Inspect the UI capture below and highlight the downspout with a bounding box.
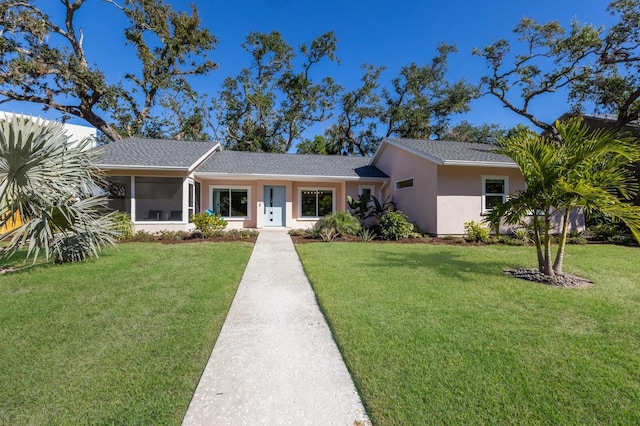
[379,179,389,200]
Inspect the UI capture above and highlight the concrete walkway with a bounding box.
[182,230,370,426]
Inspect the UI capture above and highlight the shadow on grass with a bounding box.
[366,246,528,284]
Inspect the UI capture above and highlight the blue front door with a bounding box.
[264,186,286,226]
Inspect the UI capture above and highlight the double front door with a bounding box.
[263,186,285,227]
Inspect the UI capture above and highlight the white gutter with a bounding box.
[98,164,189,171]
[194,172,388,182]
[442,160,518,168]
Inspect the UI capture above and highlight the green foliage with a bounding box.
[216,31,339,153]
[287,228,308,237]
[325,64,384,156]
[319,211,361,236]
[464,220,490,242]
[358,228,377,242]
[375,211,413,240]
[296,135,336,155]
[486,118,640,276]
[512,226,533,243]
[0,117,117,263]
[381,44,479,140]
[442,120,509,144]
[0,1,217,141]
[307,223,323,239]
[112,212,134,240]
[190,212,228,237]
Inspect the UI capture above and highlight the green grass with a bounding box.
[296,243,640,425]
[0,242,253,425]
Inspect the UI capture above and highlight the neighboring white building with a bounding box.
[0,111,97,150]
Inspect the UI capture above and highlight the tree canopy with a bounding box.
[474,0,640,137]
[215,30,339,153]
[0,0,217,142]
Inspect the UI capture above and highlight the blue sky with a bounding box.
[5,0,615,139]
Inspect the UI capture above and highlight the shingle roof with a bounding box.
[95,137,218,170]
[381,138,516,166]
[196,150,387,179]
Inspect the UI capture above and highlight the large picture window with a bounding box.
[212,187,249,217]
[300,189,333,217]
[482,176,508,213]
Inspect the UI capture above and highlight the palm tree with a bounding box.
[0,116,117,263]
[486,118,640,277]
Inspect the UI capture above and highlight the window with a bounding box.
[482,176,508,213]
[300,189,334,217]
[212,187,250,218]
[359,185,375,200]
[396,178,414,190]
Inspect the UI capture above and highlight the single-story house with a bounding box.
[95,137,584,235]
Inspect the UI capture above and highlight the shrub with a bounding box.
[320,227,339,242]
[464,220,490,242]
[307,223,323,239]
[512,226,532,243]
[111,212,134,240]
[319,211,361,236]
[375,211,413,240]
[190,212,227,237]
[225,229,258,240]
[131,230,156,242]
[358,228,377,242]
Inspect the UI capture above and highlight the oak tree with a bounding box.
[0,0,217,141]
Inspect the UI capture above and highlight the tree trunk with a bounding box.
[80,108,123,142]
[532,215,545,271]
[553,210,570,275]
[542,214,555,276]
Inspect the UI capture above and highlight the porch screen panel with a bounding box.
[135,177,182,221]
[105,176,131,215]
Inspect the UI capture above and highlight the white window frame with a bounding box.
[132,175,185,224]
[209,185,252,220]
[298,187,335,219]
[482,175,509,214]
[395,178,414,190]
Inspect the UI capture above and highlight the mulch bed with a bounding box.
[290,235,471,245]
[158,235,258,244]
[506,268,593,288]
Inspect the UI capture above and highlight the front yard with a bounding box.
[0,242,253,425]
[296,243,640,425]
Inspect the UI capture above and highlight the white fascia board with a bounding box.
[97,164,189,171]
[442,160,519,168]
[188,143,220,172]
[194,172,388,182]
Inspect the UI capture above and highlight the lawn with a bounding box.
[296,243,640,425]
[0,241,253,425]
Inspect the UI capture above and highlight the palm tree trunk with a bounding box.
[553,210,570,275]
[542,214,555,276]
[532,215,545,271]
